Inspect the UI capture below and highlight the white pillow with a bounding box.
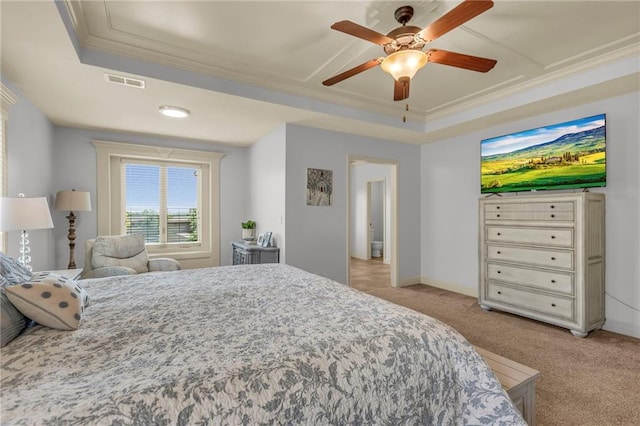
[31,272,91,307]
[6,274,87,331]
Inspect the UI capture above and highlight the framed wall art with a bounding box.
[306,168,333,206]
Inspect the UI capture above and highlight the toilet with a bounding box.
[371,241,383,258]
[370,228,383,258]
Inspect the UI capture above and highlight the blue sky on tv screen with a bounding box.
[481,114,605,157]
[125,164,197,213]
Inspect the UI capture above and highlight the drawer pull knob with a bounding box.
[551,214,556,218]
[496,214,501,217]
[497,232,501,236]
[551,303,556,307]
[497,270,501,274]
[551,279,556,283]
[551,235,556,239]
[497,291,502,295]
[551,257,556,260]
[497,251,501,254]
[496,206,500,210]
[551,205,555,209]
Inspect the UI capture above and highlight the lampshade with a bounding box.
[380,50,428,81]
[0,196,54,232]
[54,190,92,212]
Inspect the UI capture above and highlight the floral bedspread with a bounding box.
[1,264,524,425]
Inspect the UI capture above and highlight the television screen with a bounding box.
[481,114,606,193]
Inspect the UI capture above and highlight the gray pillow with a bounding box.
[0,255,31,346]
[1,287,27,346]
[0,252,32,284]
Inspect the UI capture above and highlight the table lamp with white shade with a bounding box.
[0,193,54,271]
[54,189,92,269]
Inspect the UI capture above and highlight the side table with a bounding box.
[231,241,280,265]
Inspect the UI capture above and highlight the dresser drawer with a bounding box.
[487,263,574,294]
[487,226,573,247]
[485,210,574,221]
[487,283,574,321]
[484,202,574,213]
[487,244,573,270]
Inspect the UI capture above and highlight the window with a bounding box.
[94,140,224,267]
[0,83,18,253]
[0,114,6,253]
[122,160,202,245]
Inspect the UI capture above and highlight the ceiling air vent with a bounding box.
[104,73,145,89]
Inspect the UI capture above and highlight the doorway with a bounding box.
[347,157,398,290]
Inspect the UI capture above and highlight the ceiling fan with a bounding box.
[322,0,497,101]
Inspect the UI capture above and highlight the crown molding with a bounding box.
[425,43,640,122]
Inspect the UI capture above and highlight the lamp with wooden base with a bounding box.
[55,189,91,269]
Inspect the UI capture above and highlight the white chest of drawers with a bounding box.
[479,193,605,337]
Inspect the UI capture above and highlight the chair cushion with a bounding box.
[91,234,149,274]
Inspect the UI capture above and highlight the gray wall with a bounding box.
[285,124,421,285]
[51,127,248,269]
[2,78,55,271]
[421,90,640,338]
[247,124,286,260]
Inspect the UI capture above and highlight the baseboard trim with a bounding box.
[602,319,640,339]
[398,276,421,288]
[350,255,369,261]
[420,277,478,298]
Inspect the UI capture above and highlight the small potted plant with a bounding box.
[241,220,256,241]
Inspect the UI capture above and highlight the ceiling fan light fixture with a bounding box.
[381,50,428,81]
[158,105,190,118]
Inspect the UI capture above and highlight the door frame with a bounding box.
[346,155,398,287]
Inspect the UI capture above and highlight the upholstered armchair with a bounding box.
[82,234,181,279]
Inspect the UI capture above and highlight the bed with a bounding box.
[1,264,525,424]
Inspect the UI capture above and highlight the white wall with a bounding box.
[421,91,640,338]
[350,163,392,263]
[285,124,421,285]
[51,127,248,269]
[247,124,286,260]
[2,78,56,271]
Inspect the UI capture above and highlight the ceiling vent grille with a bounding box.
[104,73,145,89]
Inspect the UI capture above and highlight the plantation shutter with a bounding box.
[0,83,17,253]
[0,114,6,252]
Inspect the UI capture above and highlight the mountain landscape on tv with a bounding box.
[481,121,606,193]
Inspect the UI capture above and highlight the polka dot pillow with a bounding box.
[6,273,89,331]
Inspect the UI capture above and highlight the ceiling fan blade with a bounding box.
[331,21,395,46]
[427,49,497,72]
[393,79,410,101]
[417,0,494,43]
[322,58,383,86]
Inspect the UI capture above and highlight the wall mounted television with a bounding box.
[481,114,606,193]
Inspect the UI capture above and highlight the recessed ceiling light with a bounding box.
[158,105,190,118]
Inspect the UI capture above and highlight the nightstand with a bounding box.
[35,268,83,280]
[231,241,280,265]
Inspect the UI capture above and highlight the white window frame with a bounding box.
[0,83,18,253]
[94,140,224,267]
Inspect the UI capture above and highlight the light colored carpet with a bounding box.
[364,284,640,426]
